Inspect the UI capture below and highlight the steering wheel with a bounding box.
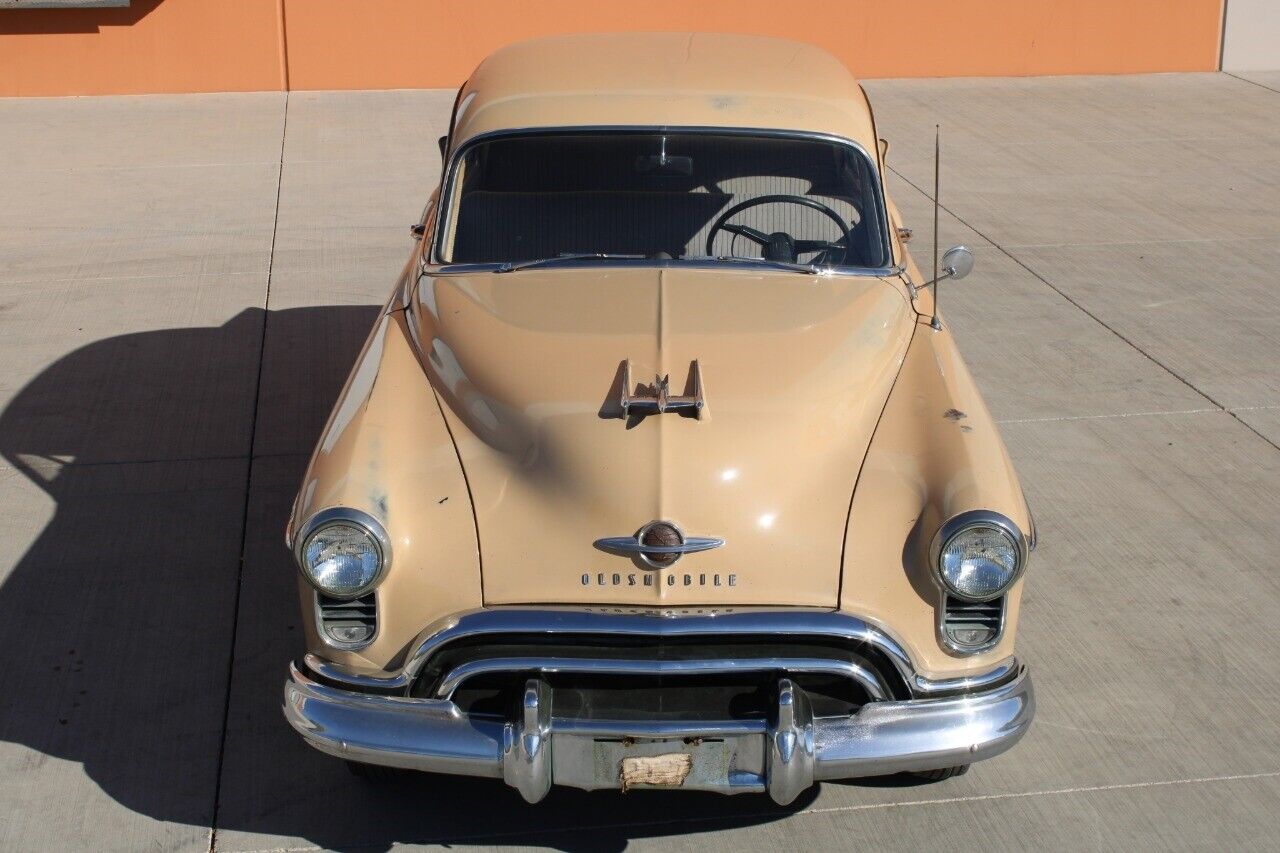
[705,194,853,264]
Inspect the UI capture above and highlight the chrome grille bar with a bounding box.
[434,654,892,702]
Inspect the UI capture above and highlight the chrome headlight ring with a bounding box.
[928,509,1029,603]
[292,507,391,600]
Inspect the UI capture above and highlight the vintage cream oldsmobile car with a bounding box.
[283,33,1035,803]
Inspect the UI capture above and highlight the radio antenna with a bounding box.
[931,124,942,330]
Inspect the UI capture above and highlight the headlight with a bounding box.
[931,511,1026,602]
[294,509,389,598]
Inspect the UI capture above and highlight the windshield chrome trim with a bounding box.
[429,125,896,276]
[423,258,904,279]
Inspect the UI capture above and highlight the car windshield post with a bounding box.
[433,128,892,273]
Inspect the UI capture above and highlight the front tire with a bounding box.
[911,765,970,782]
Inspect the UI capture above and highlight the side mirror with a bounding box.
[438,135,448,160]
[941,245,974,280]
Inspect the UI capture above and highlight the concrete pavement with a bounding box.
[1,72,1279,851]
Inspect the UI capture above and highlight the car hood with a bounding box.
[413,266,913,606]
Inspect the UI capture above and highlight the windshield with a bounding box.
[436,131,890,270]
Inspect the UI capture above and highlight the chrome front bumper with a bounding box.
[283,660,1033,804]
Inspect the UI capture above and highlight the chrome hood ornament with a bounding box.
[595,520,724,568]
[619,360,704,418]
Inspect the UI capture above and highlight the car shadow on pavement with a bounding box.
[0,304,843,850]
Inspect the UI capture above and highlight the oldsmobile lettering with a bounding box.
[581,571,738,587]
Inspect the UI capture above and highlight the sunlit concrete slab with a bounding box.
[0,163,280,234]
[281,89,455,165]
[0,91,283,286]
[893,166,1274,250]
[883,174,1207,423]
[432,773,1280,851]
[269,89,446,309]
[268,224,417,302]
[885,132,1280,250]
[885,132,1280,191]
[871,71,1280,417]
[1235,406,1280,447]
[1233,71,1280,92]
[867,73,1280,249]
[0,162,280,283]
[1011,239,1280,409]
[881,168,992,253]
[0,92,285,170]
[0,458,246,853]
[1003,411,1280,788]
[0,227,272,286]
[275,158,440,233]
[866,73,1280,180]
[943,245,1210,423]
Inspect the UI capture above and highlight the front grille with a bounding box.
[450,670,872,721]
[942,595,1004,650]
[317,592,377,647]
[410,633,905,720]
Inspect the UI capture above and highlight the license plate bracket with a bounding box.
[548,732,767,793]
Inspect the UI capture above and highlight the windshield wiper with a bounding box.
[694,255,824,275]
[495,253,824,275]
[496,253,646,273]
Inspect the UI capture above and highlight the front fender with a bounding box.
[841,318,1031,678]
[290,307,481,674]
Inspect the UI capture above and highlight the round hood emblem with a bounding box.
[637,521,684,568]
[593,522,724,567]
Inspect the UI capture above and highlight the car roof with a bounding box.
[450,33,880,154]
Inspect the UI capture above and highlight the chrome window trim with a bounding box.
[291,506,392,601]
[303,606,1020,699]
[428,125,897,276]
[927,509,1030,604]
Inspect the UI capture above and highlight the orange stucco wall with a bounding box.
[0,0,1225,98]
[0,1,284,97]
